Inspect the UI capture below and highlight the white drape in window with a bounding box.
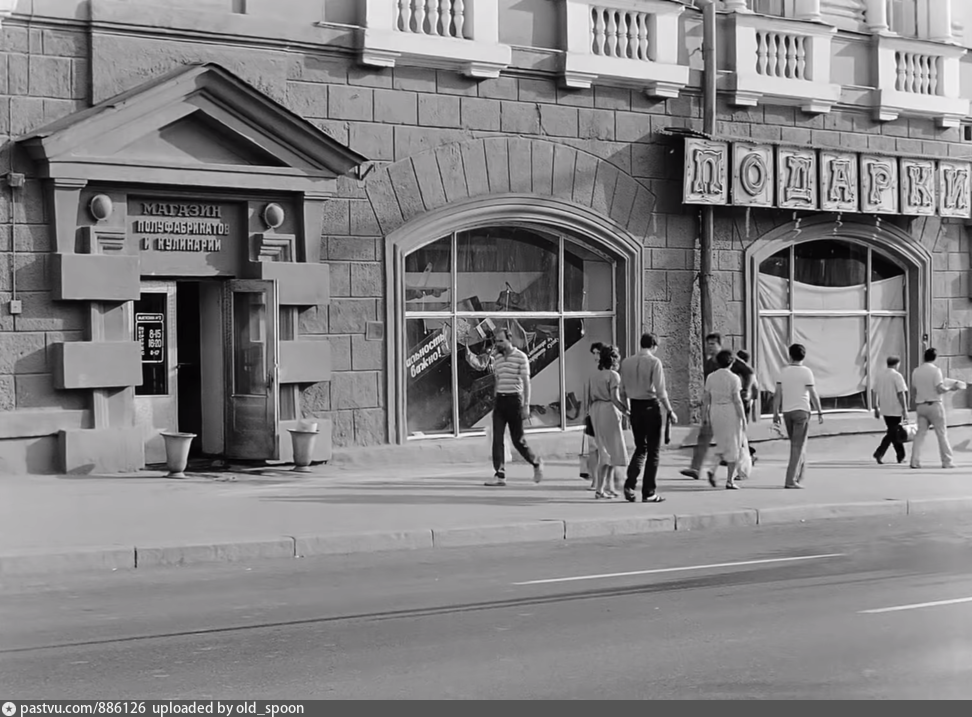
[757,273,906,400]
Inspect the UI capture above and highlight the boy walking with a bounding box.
[872,356,909,465]
[772,343,824,489]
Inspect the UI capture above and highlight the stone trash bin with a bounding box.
[160,431,197,478]
[288,420,320,473]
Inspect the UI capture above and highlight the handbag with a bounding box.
[578,433,590,479]
[584,415,595,437]
[896,422,919,444]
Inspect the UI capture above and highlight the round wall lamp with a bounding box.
[263,203,285,229]
[89,194,113,222]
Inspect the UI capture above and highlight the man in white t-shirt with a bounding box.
[772,343,824,489]
[872,355,909,465]
[910,347,963,470]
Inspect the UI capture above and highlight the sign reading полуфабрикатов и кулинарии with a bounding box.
[2,702,318,717]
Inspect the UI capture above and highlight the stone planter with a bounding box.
[288,425,319,473]
[160,431,196,478]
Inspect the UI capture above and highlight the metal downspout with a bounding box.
[698,0,718,341]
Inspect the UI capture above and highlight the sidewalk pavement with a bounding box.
[1,432,970,577]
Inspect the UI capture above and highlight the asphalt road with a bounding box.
[3,513,972,699]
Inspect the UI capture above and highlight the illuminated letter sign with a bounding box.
[732,143,774,207]
[683,139,729,205]
[901,159,937,216]
[777,148,817,209]
[860,157,898,214]
[940,161,972,218]
[820,151,859,213]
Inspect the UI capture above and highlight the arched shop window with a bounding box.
[757,239,909,414]
[403,225,617,438]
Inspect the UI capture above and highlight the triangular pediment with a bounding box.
[108,112,286,167]
[18,63,367,182]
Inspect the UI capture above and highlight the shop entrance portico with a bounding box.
[15,63,367,473]
[134,278,278,465]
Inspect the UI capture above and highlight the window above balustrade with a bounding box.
[560,0,690,98]
[359,0,511,79]
[725,6,842,113]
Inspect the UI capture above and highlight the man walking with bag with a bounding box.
[466,327,544,486]
[872,355,910,465]
[620,333,677,503]
[910,347,964,470]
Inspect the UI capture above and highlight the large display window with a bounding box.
[756,239,909,414]
[404,225,617,438]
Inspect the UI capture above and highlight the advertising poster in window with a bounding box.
[405,320,454,436]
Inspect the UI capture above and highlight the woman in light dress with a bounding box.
[702,349,747,490]
[585,345,630,499]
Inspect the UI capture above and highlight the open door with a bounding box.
[223,279,279,460]
[133,281,178,465]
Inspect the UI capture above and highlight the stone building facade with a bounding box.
[0,0,970,473]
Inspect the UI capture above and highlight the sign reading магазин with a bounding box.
[134,201,232,252]
[683,138,972,218]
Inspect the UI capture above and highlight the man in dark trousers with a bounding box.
[466,327,544,486]
[872,355,909,464]
[681,332,723,479]
[620,333,677,503]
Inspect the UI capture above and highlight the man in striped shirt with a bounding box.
[466,327,544,486]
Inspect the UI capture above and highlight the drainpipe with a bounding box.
[697,0,718,341]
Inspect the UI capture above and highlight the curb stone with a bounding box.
[0,546,135,577]
[431,521,566,548]
[295,530,433,557]
[3,498,971,577]
[676,510,759,531]
[756,501,908,525]
[135,538,296,568]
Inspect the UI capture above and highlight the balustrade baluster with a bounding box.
[757,32,769,76]
[616,11,629,58]
[627,12,639,59]
[636,12,649,60]
[796,37,807,79]
[398,0,412,32]
[895,53,905,91]
[775,35,786,78]
[929,57,939,95]
[906,54,917,93]
[413,0,426,34]
[453,0,465,38]
[785,36,797,79]
[427,0,440,36]
[592,8,606,55]
[606,11,619,57]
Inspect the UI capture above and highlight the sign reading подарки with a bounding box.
[683,138,972,218]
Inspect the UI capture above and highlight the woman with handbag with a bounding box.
[586,345,630,499]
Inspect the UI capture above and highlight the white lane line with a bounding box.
[512,553,845,586]
[860,597,972,614]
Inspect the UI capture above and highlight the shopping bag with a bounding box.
[485,423,513,462]
[896,422,919,444]
[736,433,753,480]
[579,433,590,479]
